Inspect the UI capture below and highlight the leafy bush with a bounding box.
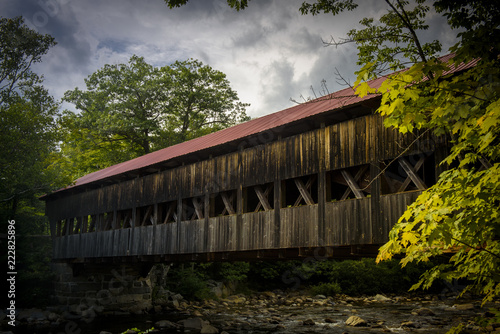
[309,282,342,296]
[166,265,214,300]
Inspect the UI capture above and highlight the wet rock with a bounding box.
[372,294,391,302]
[155,320,179,329]
[201,324,219,333]
[302,319,315,326]
[261,291,276,299]
[192,310,204,317]
[99,331,113,334]
[325,318,335,323]
[123,330,139,334]
[346,315,367,327]
[401,321,419,328]
[453,303,475,311]
[179,317,209,330]
[413,307,436,316]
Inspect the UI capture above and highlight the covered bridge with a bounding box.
[43,56,463,263]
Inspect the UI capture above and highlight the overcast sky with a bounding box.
[2,0,459,118]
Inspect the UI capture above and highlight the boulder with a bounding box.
[201,324,219,334]
[372,294,391,302]
[155,320,179,329]
[345,315,367,327]
[302,319,315,326]
[179,317,209,330]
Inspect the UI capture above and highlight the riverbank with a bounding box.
[2,291,498,333]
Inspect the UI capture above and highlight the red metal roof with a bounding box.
[57,53,475,193]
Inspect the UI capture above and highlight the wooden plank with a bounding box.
[398,157,427,190]
[340,170,365,199]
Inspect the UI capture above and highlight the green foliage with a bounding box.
[121,328,155,334]
[0,17,67,217]
[302,258,439,296]
[166,265,214,300]
[303,0,500,307]
[309,282,342,297]
[60,57,249,180]
[200,261,250,282]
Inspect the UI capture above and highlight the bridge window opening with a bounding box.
[116,209,133,229]
[381,153,435,195]
[327,164,371,201]
[98,212,114,231]
[210,190,236,217]
[158,201,177,224]
[282,174,318,208]
[181,196,204,221]
[87,215,97,233]
[60,218,69,236]
[136,205,155,226]
[73,217,83,234]
[244,183,274,213]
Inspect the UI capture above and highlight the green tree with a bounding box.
[0,16,64,219]
[61,57,249,179]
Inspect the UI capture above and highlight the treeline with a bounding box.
[164,258,446,301]
[0,15,249,308]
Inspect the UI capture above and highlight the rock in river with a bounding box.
[345,315,367,327]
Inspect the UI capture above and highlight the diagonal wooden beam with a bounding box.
[192,197,204,220]
[221,192,236,215]
[294,176,315,206]
[398,157,427,190]
[340,165,369,200]
[398,156,426,192]
[163,202,175,224]
[141,206,153,226]
[254,185,273,211]
[341,170,365,199]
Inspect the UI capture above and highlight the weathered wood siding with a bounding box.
[48,113,440,260]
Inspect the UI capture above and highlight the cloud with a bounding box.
[2,0,459,119]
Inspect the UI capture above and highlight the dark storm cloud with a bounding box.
[0,0,460,118]
[3,0,92,68]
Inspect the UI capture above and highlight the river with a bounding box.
[11,293,492,334]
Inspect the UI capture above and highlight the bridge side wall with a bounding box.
[46,114,443,260]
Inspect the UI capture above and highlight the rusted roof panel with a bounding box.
[55,53,474,193]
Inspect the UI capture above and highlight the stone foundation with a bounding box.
[51,262,157,315]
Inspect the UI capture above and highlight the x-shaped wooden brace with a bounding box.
[191,197,204,220]
[221,192,236,215]
[103,212,114,230]
[254,184,273,212]
[121,210,133,228]
[141,206,155,226]
[162,202,177,224]
[340,165,369,200]
[398,156,427,191]
[294,175,316,206]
